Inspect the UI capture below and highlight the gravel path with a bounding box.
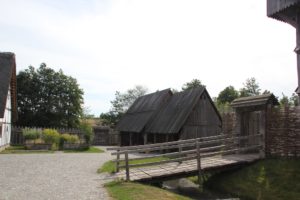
[0,147,114,200]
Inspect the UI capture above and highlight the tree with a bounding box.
[17,63,84,127]
[290,93,299,106]
[100,85,148,126]
[279,93,291,106]
[239,77,261,97]
[217,86,239,104]
[181,79,205,91]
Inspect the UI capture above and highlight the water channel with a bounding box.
[162,178,239,200]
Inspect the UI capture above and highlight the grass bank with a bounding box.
[98,156,169,173]
[0,145,104,154]
[105,181,190,200]
[63,146,104,153]
[0,145,53,154]
[204,158,300,200]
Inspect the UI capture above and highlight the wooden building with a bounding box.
[117,87,222,146]
[116,89,172,146]
[0,53,17,151]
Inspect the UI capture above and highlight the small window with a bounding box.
[0,125,2,138]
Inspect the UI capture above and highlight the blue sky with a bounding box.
[0,0,297,115]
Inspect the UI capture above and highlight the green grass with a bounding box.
[0,145,54,154]
[204,158,300,200]
[105,181,190,200]
[0,145,104,154]
[98,156,170,173]
[63,146,104,153]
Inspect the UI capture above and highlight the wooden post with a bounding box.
[179,143,182,164]
[125,151,130,181]
[129,133,132,146]
[259,110,266,158]
[143,133,148,145]
[235,111,242,154]
[196,141,201,185]
[116,149,120,172]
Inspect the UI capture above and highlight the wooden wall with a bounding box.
[181,92,222,140]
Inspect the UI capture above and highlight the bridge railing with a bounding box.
[107,133,264,181]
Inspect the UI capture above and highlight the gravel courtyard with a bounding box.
[0,147,113,200]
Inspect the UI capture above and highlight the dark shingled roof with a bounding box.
[116,89,172,132]
[0,52,17,121]
[146,87,207,134]
[267,0,300,26]
[231,94,279,108]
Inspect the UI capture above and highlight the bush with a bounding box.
[42,129,60,148]
[59,133,80,149]
[79,121,94,144]
[23,128,41,141]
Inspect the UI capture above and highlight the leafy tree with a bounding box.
[279,93,291,106]
[100,111,122,127]
[217,86,239,104]
[111,85,148,114]
[100,85,148,126]
[17,63,84,128]
[181,79,205,91]
[239,77,261,97]
[290,93,299,106]
[262,90,271,95]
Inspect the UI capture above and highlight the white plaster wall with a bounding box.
[0,88,11,147]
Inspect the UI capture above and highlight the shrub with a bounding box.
[59,133,80,148]
[79,121,94,144]
[23,128,41,141]
[42,129,60,146]
[67,134,80,143]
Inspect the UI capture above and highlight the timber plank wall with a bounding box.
[222,106,300,157]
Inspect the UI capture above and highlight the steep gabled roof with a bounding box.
[0,52,17,121]
[116,89,172,132]
[231,94,279,108]
[146,87,206,134]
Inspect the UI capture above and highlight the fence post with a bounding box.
[196,140,201,185]
[116,150,120,173]
[178,143,182,164]
[259,133,265,159]
[125,151,130,181]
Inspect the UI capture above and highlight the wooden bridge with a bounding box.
[107,133,264,182]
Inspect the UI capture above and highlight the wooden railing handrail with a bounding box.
[117,144,262,170]
[111,133,263,155]
[112,144,226,163]
[107,134,227,151]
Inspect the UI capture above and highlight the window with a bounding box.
[0,125,2,138]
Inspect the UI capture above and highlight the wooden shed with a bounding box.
[116,86,222,146]
[116,89,172,146]
[146,87,222,144]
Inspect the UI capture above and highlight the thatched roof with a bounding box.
[0,52,17,121]
[116,89,172,133]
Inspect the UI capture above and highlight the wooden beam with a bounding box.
[125,151,130,181]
